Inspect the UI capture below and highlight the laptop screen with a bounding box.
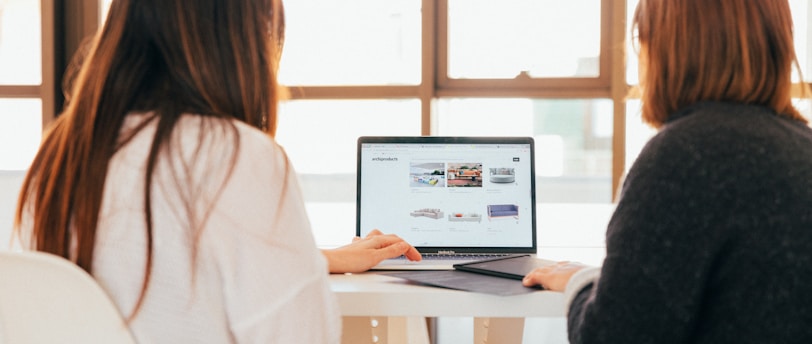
[356,136,537,254]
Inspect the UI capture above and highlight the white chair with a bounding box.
[0,250,136,344]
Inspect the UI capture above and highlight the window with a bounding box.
[0,0,52,171]
[0,0,41,85]
[275,99,421,246]
[435,98,614,203]
[29,0,811,247]
[0,99,41,170]
[279,0,422,86]
[790,0,812,82]
[446,0,602,79]
[267,0,622,246]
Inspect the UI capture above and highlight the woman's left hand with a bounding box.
[522,261,588,291]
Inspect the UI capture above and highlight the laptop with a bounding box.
[356,136,538,270]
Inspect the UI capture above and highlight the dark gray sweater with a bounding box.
[568,102,812,343]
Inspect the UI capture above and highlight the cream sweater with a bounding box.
[25,114,341,343]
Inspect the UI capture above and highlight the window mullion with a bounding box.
[40,0,56,127]
[420,0,437,136]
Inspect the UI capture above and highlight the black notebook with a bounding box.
[453,255,555,280]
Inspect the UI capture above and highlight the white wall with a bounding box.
[0,171,25,250]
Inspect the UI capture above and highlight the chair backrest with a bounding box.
[0,251,136,344]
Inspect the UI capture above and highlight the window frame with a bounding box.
[286,0,630,198]
[46,0,812,200]
[435,0,614,94]
[0,0,101,136]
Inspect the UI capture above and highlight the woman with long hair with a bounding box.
[14,0,418,342]
[524,0,812,342]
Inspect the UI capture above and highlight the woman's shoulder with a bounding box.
[170,114,287,165]
[663,102,809,136]
[174,114,278,148]
[649,102,809,154]
[138,114,293,197]
[631,101,812,185]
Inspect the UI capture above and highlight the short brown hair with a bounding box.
[633,0,807,128]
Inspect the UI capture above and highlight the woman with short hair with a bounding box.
[524,0,812,342]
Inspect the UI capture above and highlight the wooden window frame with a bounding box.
[47,0,812,200]
[288,0,629,198]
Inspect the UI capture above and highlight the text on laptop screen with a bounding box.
[357,137,536,250]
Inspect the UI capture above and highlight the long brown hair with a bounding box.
[15,0,285,317]
[633,0,807,128]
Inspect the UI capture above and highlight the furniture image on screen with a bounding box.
[447,213,482,223]
[487,204,519,220]
[414,176,439,185]
[0,251,137,344]
[449,169,481,180]
[410,208,444,219]
[489,174,515,183]
[489,168,515,183]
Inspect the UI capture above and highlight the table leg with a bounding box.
[342,316,430,344]
[473,317,524,344]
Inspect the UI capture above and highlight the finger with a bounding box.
[522,274,539,287]
[375,241,413,260]
[352,236,362,242]
[403,245,422,261]
[365,234,421,261]
[522,270,546,287]
[366,229,384,238]
[365,234,404,248]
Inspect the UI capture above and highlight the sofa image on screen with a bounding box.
[489,168,515,183]
[447,212,482,223]
[410,208,444,219]
[489,174,515,183]
[487,204,519,220]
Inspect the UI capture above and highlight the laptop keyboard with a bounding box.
[395,253,512,260]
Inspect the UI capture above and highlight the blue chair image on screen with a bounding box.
[0,250,136,344]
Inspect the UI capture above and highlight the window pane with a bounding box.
[795,98,812,120]
[448,0,602,79]
[624,99,656,173]
[626,0,639,85]
[275,99,421,246]
[0,98,41,170]
[0,0,41,85]
[279,0,421,86]
[436,98,613,203]
[791,0,811,82]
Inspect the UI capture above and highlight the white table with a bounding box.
[330,272,564,343]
